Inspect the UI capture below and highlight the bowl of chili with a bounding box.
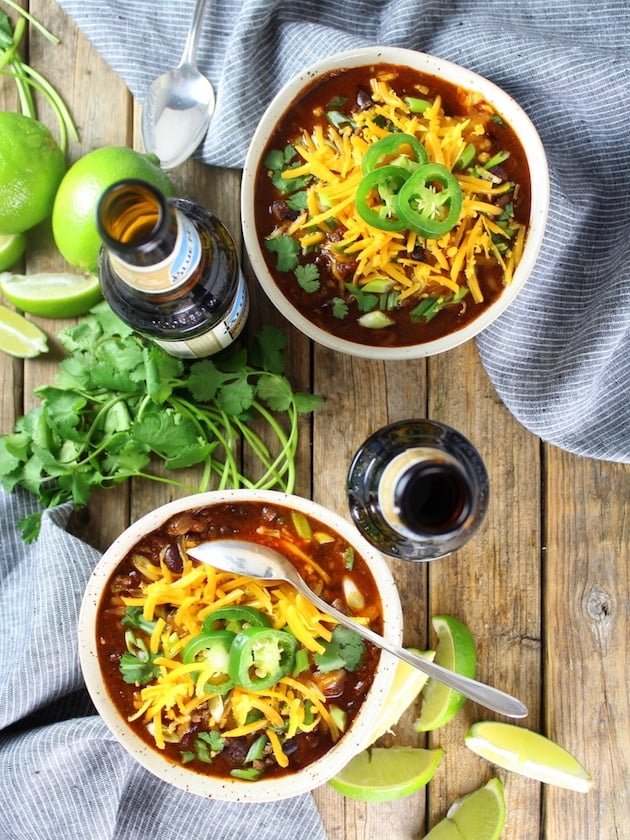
[78,489,403,802]
[241,46,549,359]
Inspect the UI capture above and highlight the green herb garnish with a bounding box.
[0,304,322,542]
[295,263,320,292]
[119,631,160,685]
[332,298,349,319]
[314,626,365,674]
[192,730,225,764]
[265,235,300,272]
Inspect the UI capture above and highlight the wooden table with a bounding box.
[2,3,628,838]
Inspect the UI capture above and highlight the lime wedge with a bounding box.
[0,271,102,318]
[0,233,27,271]
[448,777,506,839]
[465,721,593,792]
[329,745,444,802]
[423,778,506,840]
[414,615,477,731]
[369,648,436,743]
[422,820,463,839]
[0,304,48,357]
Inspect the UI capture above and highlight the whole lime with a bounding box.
[0,112,66,235]
[52,146,175,273]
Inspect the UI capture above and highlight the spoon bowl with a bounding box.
[141,0,214,170]
[188,537,529,720]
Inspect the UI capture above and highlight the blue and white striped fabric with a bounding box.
[0,489,327,840]
[58,0,630,462]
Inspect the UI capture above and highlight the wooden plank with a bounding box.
[544,449,629,839]
[312,350,431,840]
[426,343,543,838]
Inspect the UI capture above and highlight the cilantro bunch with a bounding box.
[0,304,322,542]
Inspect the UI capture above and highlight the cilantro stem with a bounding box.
[0,2,79,153]
[168,397,246,490]
[238,400,297,492]
[2,0,59,43]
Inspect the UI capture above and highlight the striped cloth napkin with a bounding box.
[58,0,630,463]
[0,488,327,840]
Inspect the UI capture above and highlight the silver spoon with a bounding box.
[141,0,215,170]
[187,538,528,719]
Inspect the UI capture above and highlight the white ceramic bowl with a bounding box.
[241,46,549,360]
[78,489,403,803]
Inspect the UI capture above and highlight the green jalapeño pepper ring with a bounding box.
[355,165,410,232]
[362,132,428,174]
[395,162,463,239]
[228,626,298,692]
[202,605,272,634]
[183,629,236,694]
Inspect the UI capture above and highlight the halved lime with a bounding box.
[465,721,593,792]
[0,271,102,318]
[0,233,27,271]
[329,745,444,802]
[0,304,48,357]
[414,615,477,731]
[423,778,506,840]
[369,648,436,743]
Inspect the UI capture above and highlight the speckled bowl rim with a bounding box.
[78,489,403,803]
[241,45,550,360]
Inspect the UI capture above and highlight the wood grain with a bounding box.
[0,4,628,838]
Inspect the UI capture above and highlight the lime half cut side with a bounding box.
[465,721,593,792]
[414,614,477,732]
[329,745,444,802]
[0,272,102,318]
[0,234,27,272]
[0,304,48,357]
[423,778,506,840]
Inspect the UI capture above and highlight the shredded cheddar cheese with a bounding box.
[273,72,526,307]
[119,544,354,769]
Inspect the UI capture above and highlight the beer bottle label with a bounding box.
[152,271,250,359]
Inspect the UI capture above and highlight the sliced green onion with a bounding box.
[404,96,431,113]
[358,310,395,329]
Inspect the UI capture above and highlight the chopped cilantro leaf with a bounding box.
[295,263,320,293]
[265,235,299,272]
[121,606,158,635]
[332,297,349,319]
[287,191,309,212]
[315,626,365,673]
[345,283,379,313]
[119,651,160,685]
[194,730,225,763]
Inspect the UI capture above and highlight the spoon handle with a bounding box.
[292,576,528,719]
[181,0,210,66]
